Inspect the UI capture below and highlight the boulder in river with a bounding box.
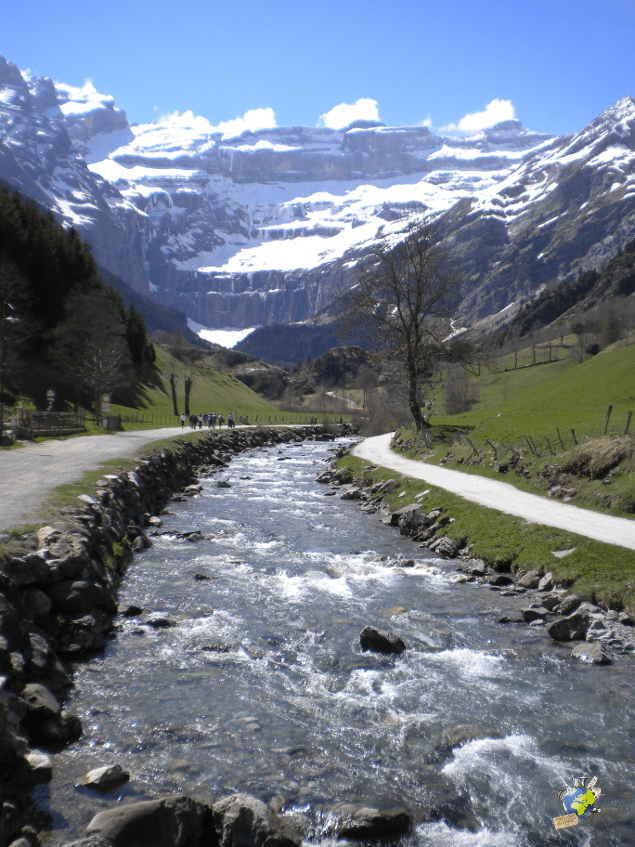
[80,764,130,792]
[329,803,412,839]
[547,612,589,641]
[213,792,302,847]
[516,569,542,589]
[80,795,211,847]
[555,593,582,615]
[359,626,406,655]
[571,642,612,665]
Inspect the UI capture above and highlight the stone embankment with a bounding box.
[317,449,635,666]
[0,426,343,847]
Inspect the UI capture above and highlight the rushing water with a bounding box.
[35,438,635,846]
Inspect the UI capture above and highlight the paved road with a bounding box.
[0,427,189,532]
[352,433,635,551]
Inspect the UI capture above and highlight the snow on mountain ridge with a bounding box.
[1,54,634,332]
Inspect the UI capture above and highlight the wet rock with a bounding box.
[537,572,553,591]
[437,724,501,753]
[522,606,549,623]
[516,569,541,589]
[81,764,130,792]
[20,683,61,728]
[555,593,582,615]
[122,605,143,617]
[36,710,83,744]
[83,795,212,847]
[20,682,82,744]
[7,825,39,847]
[416,772,479,830]
[434,537,460,558]
[2,553,50,587]
[48,580,104,615]
[488,574,514,586]
[340,487,362,500]
[12,750,53,786]
[359,627,406,655]
[571,642,612,664]
[330,804,412,839]
[213,792,301,847]
[132,535,152,552]
[148,618,177,629]
[497,614,524,624]
[20,589,52,621]
[540,592,562,611]
[547,612,589,641]
[464,560,487,577]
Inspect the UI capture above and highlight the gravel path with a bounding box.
[0,427,188,532]
[352,432,635,551]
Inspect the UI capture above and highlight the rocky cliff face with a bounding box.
[1,55,634,331]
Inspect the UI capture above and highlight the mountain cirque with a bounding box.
[1,55,634,332]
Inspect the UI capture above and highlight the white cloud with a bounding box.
[55,78,116,116]
[318,98,380,129]
[441,99,516,133]
[213,107,277,139]
[154,107,277,141]
[420,115,433,128]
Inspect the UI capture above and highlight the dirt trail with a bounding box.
[0,427,187,532]
[352,433,635,551]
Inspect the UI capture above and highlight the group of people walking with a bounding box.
[180,412,235,429]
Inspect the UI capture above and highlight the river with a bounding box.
[33,437,635,846]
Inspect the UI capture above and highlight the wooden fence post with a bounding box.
[466,436,479,458]
[625,411,632,435]
[603,405,612,435]
[570,428,578,445]
[556,426,565,450]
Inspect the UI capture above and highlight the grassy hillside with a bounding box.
[105,345,301,429]
[434,339,635,444]
[394,338,635,519]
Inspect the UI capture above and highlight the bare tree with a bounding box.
[77,334,130,422]
[339,216,467,431]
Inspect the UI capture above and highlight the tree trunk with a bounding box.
[169,373,178,416]
[406,354,424,431]
[184,376,192,415]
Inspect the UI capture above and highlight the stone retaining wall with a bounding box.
[0,426,339,847]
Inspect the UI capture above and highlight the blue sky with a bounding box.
[3,0,634,136]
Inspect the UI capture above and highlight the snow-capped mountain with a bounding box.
[1,54,634,332]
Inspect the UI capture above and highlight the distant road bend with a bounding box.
[352,433,635,552]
